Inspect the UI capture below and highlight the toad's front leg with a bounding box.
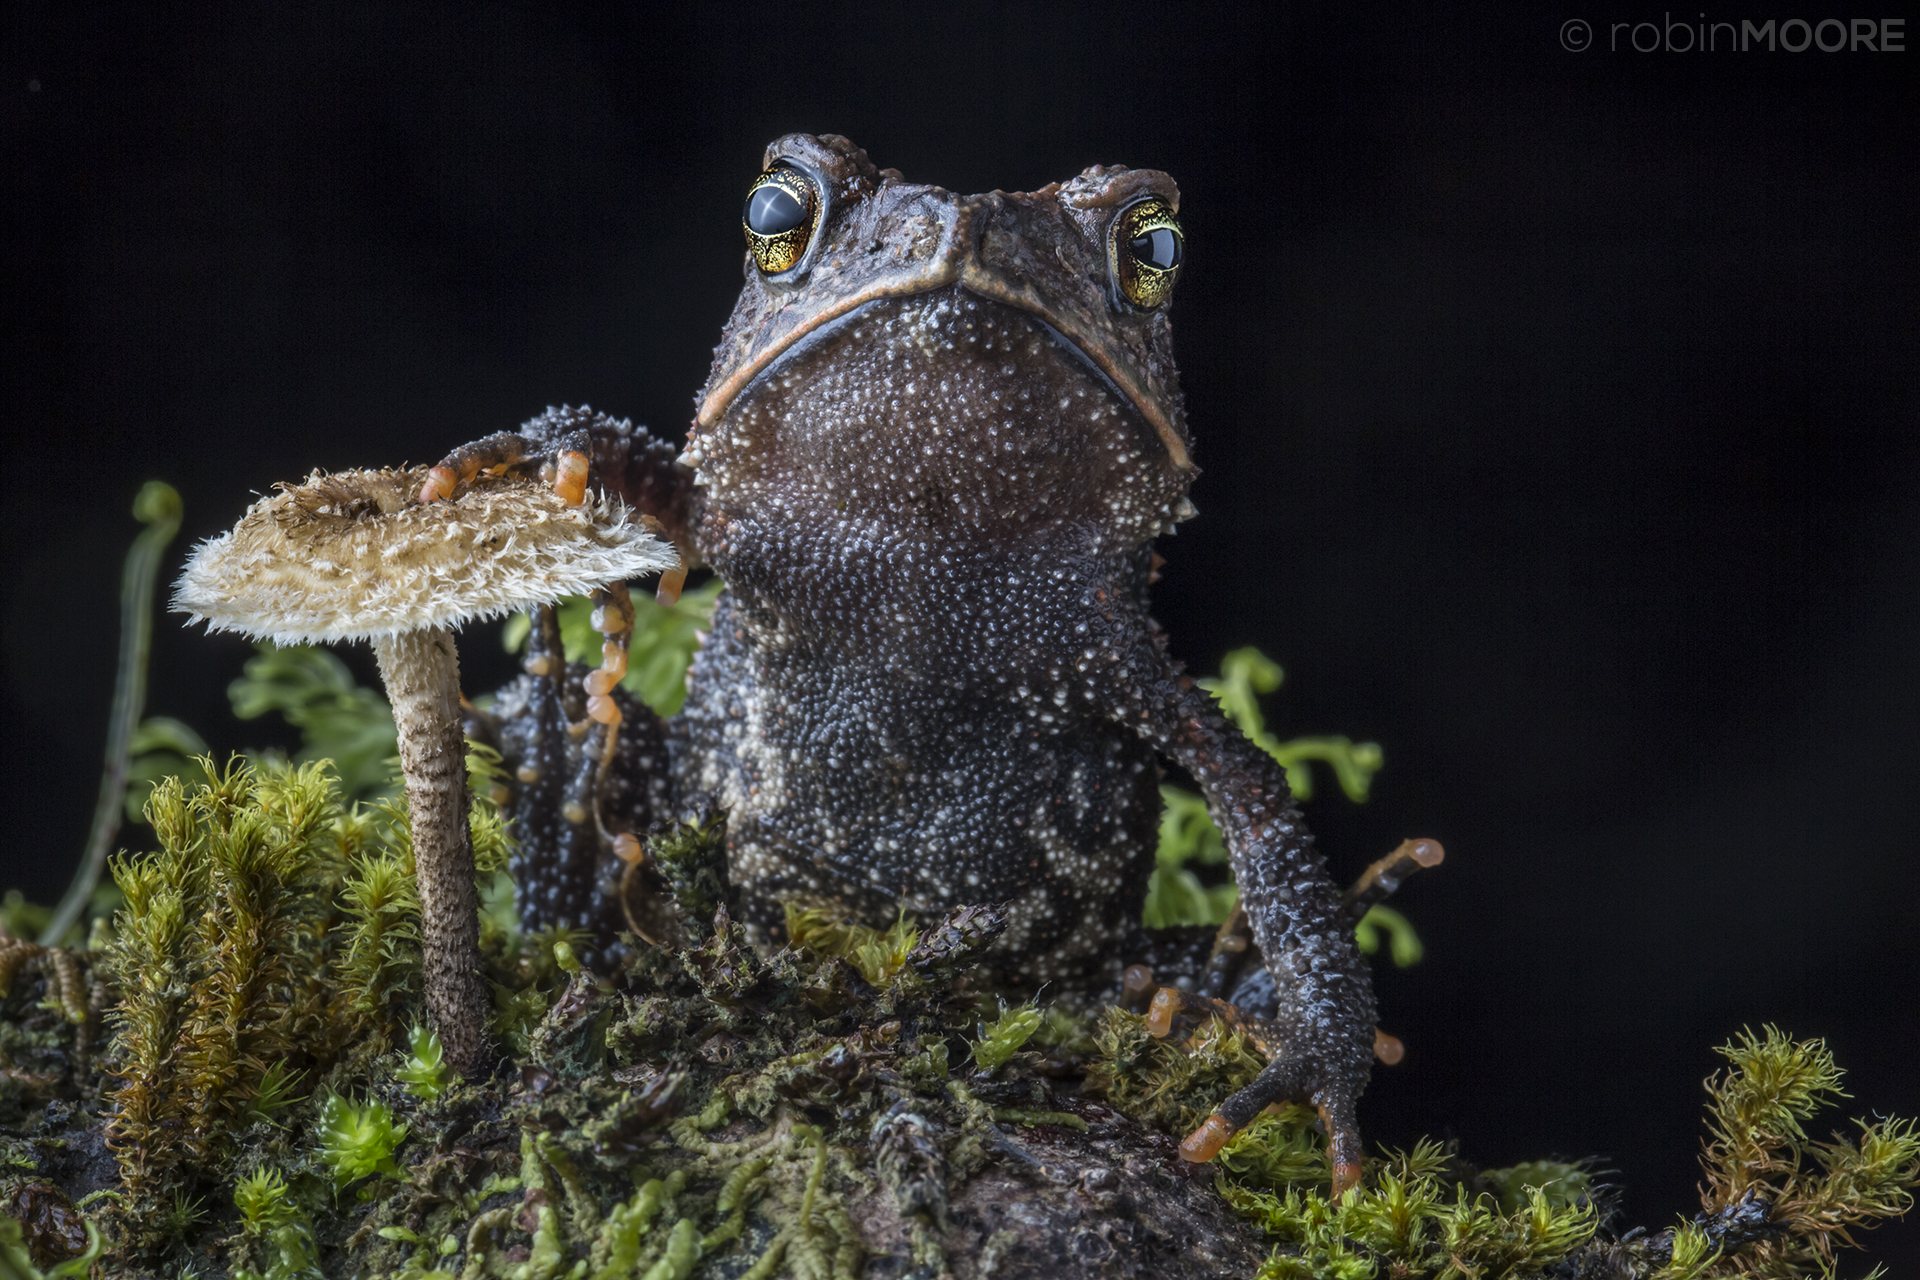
[466,601,673,959]
[418,405,698,599]
[1102,618,1379,1196]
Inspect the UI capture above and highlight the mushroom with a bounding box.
[172,467,679,1074]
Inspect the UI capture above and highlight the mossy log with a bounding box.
[2,764,1914,1279]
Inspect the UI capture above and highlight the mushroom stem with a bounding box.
[372,626,490,1077]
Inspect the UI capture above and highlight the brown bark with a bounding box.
[373,627,489,1076]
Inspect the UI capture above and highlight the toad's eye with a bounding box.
[1110,197,1184,309]
[743,164,819,275]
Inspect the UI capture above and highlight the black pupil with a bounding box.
[1129,226,1182,271]
[747,182,806,235]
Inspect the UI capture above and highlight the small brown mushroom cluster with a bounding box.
[173,467,679,1074]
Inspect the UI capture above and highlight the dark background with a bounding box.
[5,1,1915,1267]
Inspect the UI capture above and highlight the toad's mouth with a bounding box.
[693,284,1190,473]
[690,289,1192,537]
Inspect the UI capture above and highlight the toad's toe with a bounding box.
[1179,1055,1367,1197]
[554,449,590,505]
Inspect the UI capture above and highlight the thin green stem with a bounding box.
[41,481,181,945]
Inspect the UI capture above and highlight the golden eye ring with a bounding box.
[1110,197,1184,309]
[743,163,820,275]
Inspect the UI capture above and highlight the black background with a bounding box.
[4,2,1916,1267]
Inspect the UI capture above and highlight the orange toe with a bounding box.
[1146,987,1180,1038]
[1331,1156,1363,1197]
[1179,1113,1236,1163]
[657,564,687,607]
[555,450,589,505]
[418,465,458,503]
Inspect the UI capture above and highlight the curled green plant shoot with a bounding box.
[42,480,182,946]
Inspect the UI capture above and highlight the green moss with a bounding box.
[1086,1005,1269,1133]
[969,1001,1042,1074]
[89,755,518,1258]
[316,1094,408,1191]
[1691,1026,1920,1277]
[783,903,918,987]
[103,759,349,1236]
[1215,1109,1334,1191]
[1183,1026,1918,1279]
[648,811,737,937]
[233,1167,296,1228]
[1221,1161,1600,1279]
[20,887,1920,1280]
[593,1170,686,1279]
[1656,1222,1720,1280]
[337,850,422,1039]
[249,1059,307,1124]
[396,1025,456,1102]
[229,1167,323,1280]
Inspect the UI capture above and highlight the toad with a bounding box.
[432,134,1385,1189]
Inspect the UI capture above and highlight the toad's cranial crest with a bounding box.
[438,132,1383,1194]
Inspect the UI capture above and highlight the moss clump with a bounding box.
[314,1095,408,1192]
[1220,1156,1600,1279]
[1085,1004,1269,1133]
[84,756,515,1264]
[968,1002,1042,1075]
[783,904,919,989]
[323,857,1016,1280]
[1097,1022,1916,1279]
[1690,1026,1920,1277]
[229,1167,321,1280]
[395,1025,456,1103]
[102,760,356,1245]
[334,849,422,1042]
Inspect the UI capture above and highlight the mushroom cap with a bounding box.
[173,467,682,644]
